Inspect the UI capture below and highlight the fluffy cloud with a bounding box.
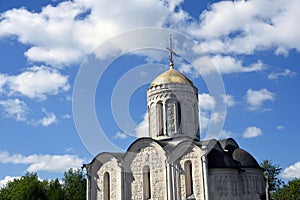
[192,55,264,75]
[246,88,275,110]
[0,99,28,122]
[268,69,296,80]
[219,130,234,139]
[276,125,284,130]
[134,113,148,138]
[34,109,57,126]
[113,132,129,139]
[0,0,188,66]
[0,99,57,126]
[242,126,262,138]
[222,94,235,107]
[0,0,298,69]
[0,151,83,173]
[198,93,216,110]
[198,93,215,131]
[113,113,148,139]
[1,66,70,100]
[193,0,300,55]
[0,176,21,188]
[281,162,300,179]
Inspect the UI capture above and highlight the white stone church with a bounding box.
[86,51,266,199]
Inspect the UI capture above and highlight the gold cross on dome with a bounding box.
[166,35,177,69]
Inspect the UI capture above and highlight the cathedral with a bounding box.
[86,45,266,200]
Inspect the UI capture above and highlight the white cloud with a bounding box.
[192,55,264,75]
[0,99,28,122]
[4,66,70,100]
[242,126,262,138]
[198,93,216,110]
[276,125,284,130]
[0,151,83,173]
[198,93,215,132]
[113,132,129,139]
[0,176,21,188]
[199,111,210,132]
[246,88,275,110]
[34,109,57,126]
[197,93,226,134]
[192,0,300,55]
[0,0,188,66]
[0,74,7,94]
[0,100,58,126]
[268,69,296,80]
[281,162,300,179]
[134,113,148,138]
[0,0,298,73]
[211,112,225,124]
[219,130,234,139]
[222,94,235,107]
[62,113,72,119]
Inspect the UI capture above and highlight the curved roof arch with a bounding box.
[89,152,124,166]
[123,137,170,163]
[169,139,203,162]
[232,148,260,168]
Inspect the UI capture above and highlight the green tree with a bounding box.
[273,178,300,200]
[63,168,86,200]
[260,160,283,192]
[0,168,86,200]
[0,172,46,200]
[46,178,64,200]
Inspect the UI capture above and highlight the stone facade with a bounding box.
[208,168,265,200]
[86,66,266,200]
[147,83,199,140]
[87,138,266,200]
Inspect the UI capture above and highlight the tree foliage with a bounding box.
[260,159,283,191]
[63,168,86,200]
[46,179,64,200]
[0,169,86,200]
[0,172,46,200]
[273,178,300,200]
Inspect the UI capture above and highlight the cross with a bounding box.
[166,35,177,69]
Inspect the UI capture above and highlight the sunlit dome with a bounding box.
[150,67,194,88]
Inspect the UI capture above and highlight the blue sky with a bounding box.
[0,0,300,186]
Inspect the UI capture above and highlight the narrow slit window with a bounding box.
[157,102,164,136]
[143,166,151,199]
[176,102,181,134]
[103,172,110,200]
[185,161,193,197]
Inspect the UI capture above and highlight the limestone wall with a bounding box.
[96,159,122,200]
[208,168,265,200]
[147,83,199,140]
[128,145,167,200]
[177,149,204,199]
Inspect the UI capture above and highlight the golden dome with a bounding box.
[150,68,194,87]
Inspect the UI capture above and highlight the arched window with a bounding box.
[157,102,164,136]
[184,161,193,197]
[103,172,110,200]
[176,102,181,134]
[166,100,181,135]
[143,166,151,199]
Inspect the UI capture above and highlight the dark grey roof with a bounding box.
[207,143,239,168]
[232,148,260,168]
[206,138,261,169]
